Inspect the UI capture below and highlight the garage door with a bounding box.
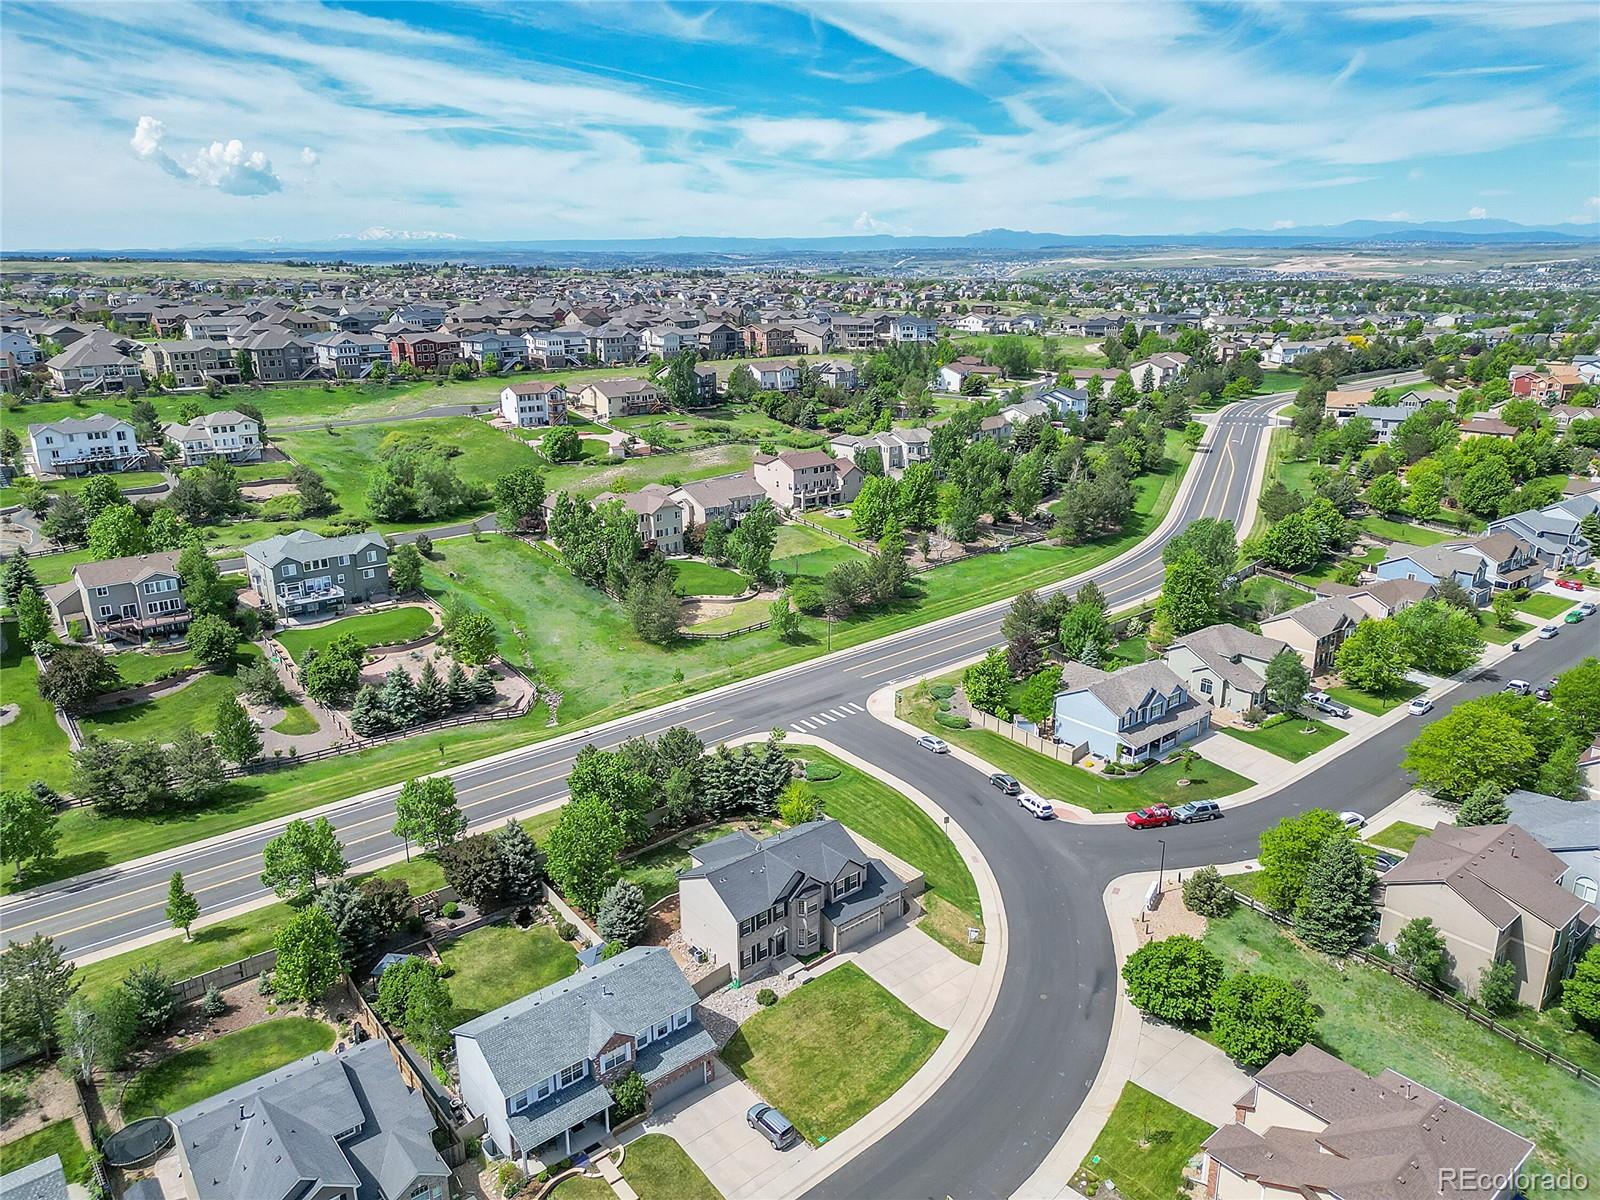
[649,1060,710,1110]
[834,909,883,951]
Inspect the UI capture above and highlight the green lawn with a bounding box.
[0,1118,91,1185]
[1325,679,1427,715]
[0,621,76,793]
[1221,715,1346,763]
[106,641,262,685]
[1204,908,1595,1197]
[670,559,747,597]
[541,443,757,502]
[618,1134,723,1200]
[1357,515,1452,546]
[721,964,944,1143]
[19,548,98,587]
[1111,636,1151,667]
[1479,617,1533,645]
[118,1017,334,1119]
[272,702,320,735]
[1074,1083,1216,1200]
[770,523,868,582]
[274,606,436,662]
[1517,593,1574,619]
[0,468,168,508]
[1293,545,1386,587]
[437,923,578,1023]
[78,669,249,743]
[900,683,1251,813]
[1367,820,1433,854]
[550,1176,617,1200]
[686,597,773,635]
[1254,369,1303,394]
[1234,575,1313,620]
[620,819,782,909]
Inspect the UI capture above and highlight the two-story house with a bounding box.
[1163,624,1291,716]
[44,551,190,644]
[1127,351,1190,390]
[162,410,263,466]
[752,450,862,511]
[26,414,142,477]
[743,323,798,357]
[1260,596,1365,675]
[671,472,767,529]
[679,819,910,981]
[887,315,937,343]
[140,339,241,388]
[828,428,932,475]
[1375,542,1492,606]
[45,336,143,395]
[1487,494,1597,571]
[575,379,666,420]
[826,316,877,352]
[499,381,568,428]
[1505,790,1600,907]
[740,361,799,392]
[310,330,388,376]
[243,529,390,618]
[389,332,461,372]
[934,356,1000,393]
[1050,660,1210,762]
[594,485,687,555]
[527,327,590,368]
[815,360,857,391]
[1037,387,1091,423]
[454,947,717,1172]
[1451,532,1546,593]
[237,326,314,381]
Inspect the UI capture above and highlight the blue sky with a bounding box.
[3,1,1597,248]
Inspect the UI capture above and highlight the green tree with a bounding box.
[663,348,700,409]
[403,969,454,1062]
[37,645,121,714]
[963,648,1012,717]
[436,833,510,911]
[494,465,548,532]
[1120,935,1224,1025]
[14,585,51,649]
[120,961,177,1035]
[1562,944,1600,1030]
[626,565,682,644]
[1264,649,1312,716]
[1293,836,1376,955]
[445,610,498,664]
[300,633,364,704]
[609,1070,648,1121]
[1402,700,1535,800]
[1059,599,1113,667]
[1162,517,1236,570]
[165,871,200,940]
[776,778,822,826]
[495,820,546,904]
[544,793,626,913]
[1365,472,1404,514]
[1334,618,1412,696]
[214,693,264,767]
[1181,866,1234,918]
[1550,657,1600,739]
[86,504,148,559]
[1458,456,1514,517]
[541,425,583,463]
[0,788,59,881]
[168,728,225,808]
[1490,590,1518,629]
[1257,809,1351,912]
[393,776,466,854]
[596,878,648,947]
[0,935,76,1055]
[1393,600,1485,676]
[1477,959,1518,1016]
[1394,916,1449,984]
[1014,665,1064,727]
[376,956,440,1024]
[272,906,344,1003]
[1258,509,1326,573]
[260,817,349,899]
[1157,550,1224,636]
[769,593,801,641]
[389,543,424,594]
[1455,781,1510,826]
[852,475,898,540]
[1210,972,1317,1068]
[185,613,238,668]
[177,543,233,616]
[727,500,779,581]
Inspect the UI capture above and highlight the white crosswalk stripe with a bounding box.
[846,702,865,713]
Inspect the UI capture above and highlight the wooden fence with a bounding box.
[171,949,279,1002]
[1224,887,1600,1088]
[680,620,771,640]
[785,513,872,552]
[969,707,1088,762]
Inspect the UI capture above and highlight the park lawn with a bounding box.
[900,684,1251,813]
[1074,1083,1216,1200]
[274,605,436,662]
[0,622,76,793]
[1367,820,1432,854]
[1221,715,1346,763]
[1254,369,1303,394]
[541,443,757,501]
[1204,908,1595,1197]
[618,1134,723,1200]
[789,746,983,962]
[1517,593,1574,619]
[770,523,868,581]
[0,1118,91,1185]
[438,923,578,1023]
[77,669,248,742]
[119,1017,334,1120]
[272,702,320,735]
[670,559,747,597]
[107,641,262,686]
[620,819,782,908]
[721,964,944,1144]
[1325,679,1427,715]
[1357,515,1452,546]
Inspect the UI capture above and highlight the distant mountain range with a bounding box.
[12,219,1598,261]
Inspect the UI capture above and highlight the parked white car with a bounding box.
[1339,810,1367,830]
[1537,625,1560,640]
[1017,793,1055,820]
[1406,697,1434,716]
[917,734,949,754]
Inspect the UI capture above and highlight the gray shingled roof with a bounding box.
[1504,790,1600,852]
[1168,624,1288,693]
[505,1078,611,1154]
[0,1154,69,1200]
[26,412,134,438]
[679,819,870,921]
[244,528,386,567]
[673,471,765,508]
[72,550,181,590]
[452,946,699,1101]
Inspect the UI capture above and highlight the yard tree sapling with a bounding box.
[272,905,345,1003]
[1120,935,1224,1025]
[1264,649,1312,719]
[165,871,200,941]
[0,788,58,881]
[389,543,425,594]
[1490,590,1519,629]
[777,779,823,826]
[121,961,177,1035]
[1180,865,1234,918]
[769,593,802,641]
[1477,959,1518,1016]
[260,816,349,900]
[1394,917,1449,984]
[1210,972,1317,1068]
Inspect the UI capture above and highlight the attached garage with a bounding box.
[648,1056,714,1110]
[828,893,907,952]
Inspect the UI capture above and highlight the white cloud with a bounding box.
[129,115,187,180]
[344,226,462,241]
[733,112,941,159]
[129,115,281,195]
[1468,206,1488,219]
[300,147,320,166]
[1386,211,1413,221]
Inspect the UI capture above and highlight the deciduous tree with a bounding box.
[1256,809,1350,911]
[1121,935,1223,1025]
[1334,618,1412,696]
[0,788,58,881]
[166,872,200,940]
[272,906,344,1002]
[1210,972,1317,1068]
[393,776,466,854]
[1394,917,1449,984]
[260,817,348,899]
[544,794,626,913]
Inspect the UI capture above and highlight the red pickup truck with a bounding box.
[1125,804,1175,829]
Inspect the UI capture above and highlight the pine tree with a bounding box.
[1293,837,1377,955]
[755,734,793,812]
[1456,781,1511,826]
[471,666,498,704]
[166,872,200,940]
[445,661,474,711]
[414,659,447,721]
[596,879,648,947]
[349,684,391,736]
[380,666,419,728]
[213,696,263,766]
[495,820,546,904]
[1,550,39,605]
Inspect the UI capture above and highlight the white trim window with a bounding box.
[558,1060,586,1088]
[599,1045,632,1074]
[672,1009,691,1031]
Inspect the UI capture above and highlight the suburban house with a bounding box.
[161,410,263,466]
[740,360,799,392]
[1505,790,1599,905]
[499,381,568,428]
[829,427,931,474]
[460,330,528,370]
[575,379,666,420]
[1451,532,1547,593]
[1323,388,1378,418]
[887,315,937,342]
[1163,624,1291,715]
[581,324,641,364]
[1050,660,1210,762]
[169,1040,450,1200]
[752,449,862,511]
[1487,494,1597,571]
[1037,387,1090,422]
[45,336,144,394]
[671,471,767,528]
[743,323,798,356]
[389,332,461,372]
[44,550,189,644]
[594,484,687,555]
[454,946,717,1172]
[1127,352,1190,390]
[1311,576,1433,620]
[1348,397,1421,443]
[644,326,695,358]
[140,339,241,388]
[827,315,877,352]
[243,528,390,618]
[26,414,142,476]
[678,819,910,981]
[935,356,1001,393]
[310,330,388,375]
[0,1154,69,1200]
[527,328,589,368]
[1374,543,1492,606]
[1259,596,1364,674]
[1377,823,1599,1010]
[1202,1044,1534,1200]
[816,360,858,391]
[238,326,315,381]
[0,330,39,367]
[1459,416,1519,441]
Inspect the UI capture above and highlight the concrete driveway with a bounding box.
[633,1070,814,1200]
[814,921,977,1029]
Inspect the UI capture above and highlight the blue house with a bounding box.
[1375,542,1491,605]
[1051,661,1210,763]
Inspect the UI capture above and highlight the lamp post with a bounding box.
[1157,838,1166,888]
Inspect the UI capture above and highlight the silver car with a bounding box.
[747,1103,800,1149]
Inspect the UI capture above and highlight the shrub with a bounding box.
[495,1159,526,1198]
[440,901,461,919]
[1241,704,1267,727]
[1478,959,1518,1017]
[1121,935,1223,1025]
[1181,866,1234,918]
[1210,972,1317,1068]
[934,711,970,729]
[608,1070,648,1121]
[556,918,578,941]
[803,760,841,782]
[1103,762,1125,776]
[200,986,226,1019]
[756,987,778,1007]
[929,683,956,700]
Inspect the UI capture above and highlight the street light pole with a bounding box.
[1157,838,1166,887]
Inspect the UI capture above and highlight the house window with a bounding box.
[654,1020,670,1041]
[1576,877,1599,904]
[1199,678,1213,696]
[599,1046,631,1074]
[363,568,376,580]
[673,1009,691,1030]
[94,586,108,597]
[559,1061,586,1088]
[97,605,112,618]
[739,917,755,937]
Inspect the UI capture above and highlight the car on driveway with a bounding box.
[747,1103,800,1150]
[989,773,1021,795]
[1407,697,1434,716]
[1172,800,1221,823]
[1372,850,1403,872]
[1555,577,1585,592]
[1563,609,1585,624]
[1017,793,1055,819]
[1537,625,1560,640]
[1339,810,1367,830]
[1306,691,1352,718]
[1504,679,1531,696]
[916,734,949,754]
[1125,804,1175,829]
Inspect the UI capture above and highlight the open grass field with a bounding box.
[0,622,77,793]
[437,922,578,1024]
[771,522,868,581]
[721,964,944,1144]
[274,605,436,661]
[1075,1083,1215,1200]
[118,1017,334,1120]
[0,1119,91,1185]
[670,559,747,597]
[1204,907,1595,1197]
[541,442,757,501]
[78,668,249,743]
[1518,593,1574,619]
[618,1134,723,1200]
[1221,715,1346,763]
[1254,369,1304,394]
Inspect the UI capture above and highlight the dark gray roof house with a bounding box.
[0,1154,69,1200]
[170,1040,449,1200]
[1505,790,1600,907]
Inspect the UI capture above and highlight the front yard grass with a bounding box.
[1366,819,1432,854]
[618,1133,723,1200]
[670,559,747,597]
[274,606,436,662]
[1479,617,1533,645]
[1356,515,1452,546]
[550,1176,617,1200]
[1204,907,1597,1196]
[437,922,578,1023]
[1074,1083,1215,1200]
[118,1017,334,1119]
[1517,593,1574,619]
[0,1118,91,1184]
[1324,679,1427,715]
[1221,715,1346,763]
[721,963,944,1143]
